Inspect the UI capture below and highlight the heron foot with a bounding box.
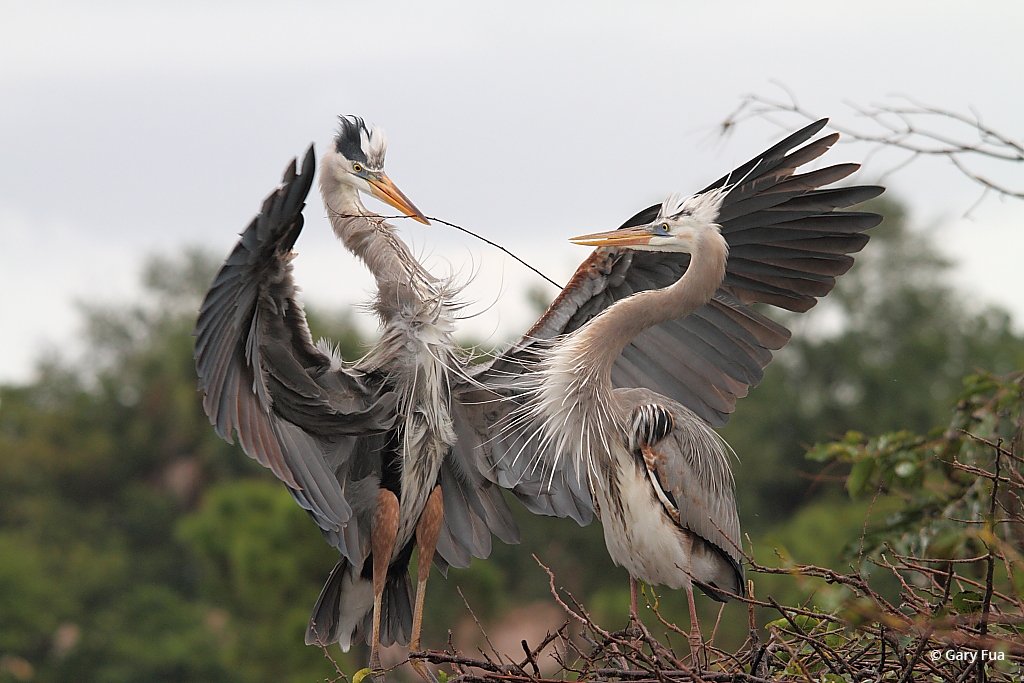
[409,654,438,683]
[624,609,643,634]
[687,631,705,669]
[367,644,386,681]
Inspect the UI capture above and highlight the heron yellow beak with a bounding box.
[569,226,654,247]
[368,173,430,225]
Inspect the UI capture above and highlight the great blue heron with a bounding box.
[195,116,879,670]
[195,116,523,676]
[475,120,881,651]
[555,189,745,654]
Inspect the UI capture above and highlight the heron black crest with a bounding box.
[334,115,387,170]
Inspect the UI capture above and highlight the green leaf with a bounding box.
[846,458,876,498]
[822,674,851,683]
[952,590,984,614]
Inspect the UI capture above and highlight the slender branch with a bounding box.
[327,210,563,289]
[721,88,1024,216]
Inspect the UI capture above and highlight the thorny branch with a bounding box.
[408,522,1023,681]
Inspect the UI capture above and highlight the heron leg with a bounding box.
[409,486,443,682]
[370,489,400,675]
[685,583,704,666]
[629,576,639,621]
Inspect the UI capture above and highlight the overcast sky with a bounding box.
[2,1,1022,384]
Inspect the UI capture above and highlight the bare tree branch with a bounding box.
[721,87,1023,216]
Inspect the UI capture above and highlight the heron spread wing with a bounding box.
[539,119,882,425]
[194,146,396,564]
[470,119,882,516]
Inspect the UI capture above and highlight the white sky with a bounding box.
[2,1,1022,384]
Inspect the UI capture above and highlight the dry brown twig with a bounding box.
[399,376,1024,681]
[721,85,1023,217]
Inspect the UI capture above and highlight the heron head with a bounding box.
[324,115,429,224]
[569,188,728,252]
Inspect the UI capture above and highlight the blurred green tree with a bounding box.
[176,480,348,681]
[0,250,365,681]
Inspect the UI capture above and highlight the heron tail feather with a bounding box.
[305,559,413,651]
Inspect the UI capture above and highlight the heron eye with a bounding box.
[661,222,670,231]
[352,163,363,173]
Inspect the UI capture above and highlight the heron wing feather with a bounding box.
[462,120,879,518]
[194,146,395,564]
[435,397,522,569]
[478,118,879,427]
[454,381,595,526]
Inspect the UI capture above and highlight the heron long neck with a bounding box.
[319,165,427,290]
[525,230,728,488]
[319,161,458,538]
[580,232,728,386]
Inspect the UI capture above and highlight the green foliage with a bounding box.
[0,534,68,658]
[178,480,334,608]
[62,584,239,683]
[0,250,353,682]
[737,370,1023,681]
[807,371,1024,566]
[176,480,349,681]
